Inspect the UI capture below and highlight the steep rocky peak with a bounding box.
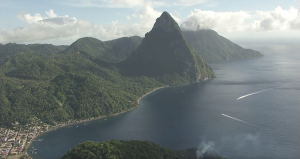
[152,11,180,32]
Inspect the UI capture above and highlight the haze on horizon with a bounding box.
[0,0,300,46]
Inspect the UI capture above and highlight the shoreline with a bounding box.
[137,86,165,104]
[26,85,167,157]
[26,80,211,158]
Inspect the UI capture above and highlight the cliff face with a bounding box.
[119,12,215,81]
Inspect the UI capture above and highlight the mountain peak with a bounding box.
[152,11,180,32]
[161,11,172,18]
[119,11,215,82]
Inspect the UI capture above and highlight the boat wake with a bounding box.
[237,82,292,100]
[221,114,254,126]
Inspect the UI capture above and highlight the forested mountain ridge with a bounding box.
[61,28,263,63]
[119,12,215,83]
[0,43,67,59]
[61,140,225,159]
[60,36,143,62]
[0,43,67,68]
[0,12,214,127]
[0,49,164,126]
[182,29,263,62]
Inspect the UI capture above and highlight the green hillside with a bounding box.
[0,43,67,59]
[0,43,67,68]
[182,30,263,62]
[60,36,142,62]
[0,51,163,126]
[0,12,214,127]
[61,140,225,159]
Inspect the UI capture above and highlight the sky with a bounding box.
[0,0,299,45]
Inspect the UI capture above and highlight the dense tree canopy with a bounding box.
[0,12,215,127]
[60,36,143,63]
[61,140,225,159]
[0,47,165,126]
[0,40,211,127]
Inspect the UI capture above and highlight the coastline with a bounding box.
[26,80,210,158]
[137,86,165,104]
[26,85,167,157]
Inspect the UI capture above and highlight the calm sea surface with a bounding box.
[29,45,300,159]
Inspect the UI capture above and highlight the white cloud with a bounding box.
[64,0,146,8]
[1,10,91,44]
[45,9,57,18]
[135,3,163,30]
[0,6,180,44]
[180,9,250,32]
[249,6,300,31]
[16,9,77,26]
[180,6,300,32]
[0,19,92,44]
[129,3,181,35]
[7,6,300,45]
[173,0,207,6]
[16,13,43,24]
[63,0,212,8]
[38,16,77,26]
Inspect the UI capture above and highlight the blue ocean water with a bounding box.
[29,45,300,159]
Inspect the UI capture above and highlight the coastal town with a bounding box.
[0,96,146,159]
[0,117,50,159]
[0,116,100,159]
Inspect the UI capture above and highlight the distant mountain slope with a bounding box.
[60,36,142,62]
[119,12,214,83]
[105,36,143,61]
[0,43,67,67]
[182,29,263,62]
[0,43,67,58]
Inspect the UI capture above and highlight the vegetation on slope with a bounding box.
[61,140,225,159]
[0,12,215,127]
[0,50,164,126]
[0,43,67,67]
[182,30,263,62]
[60,36,142,62]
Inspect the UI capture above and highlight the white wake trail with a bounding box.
[237,82,292,100]
[237,88,272,100]
[221,114,253,125]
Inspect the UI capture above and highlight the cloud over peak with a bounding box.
[180,6,300,32]
[180,9,250,32]
[1,6,300,45]
[0,7,180,44]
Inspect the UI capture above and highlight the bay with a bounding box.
[29,44,300,159]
